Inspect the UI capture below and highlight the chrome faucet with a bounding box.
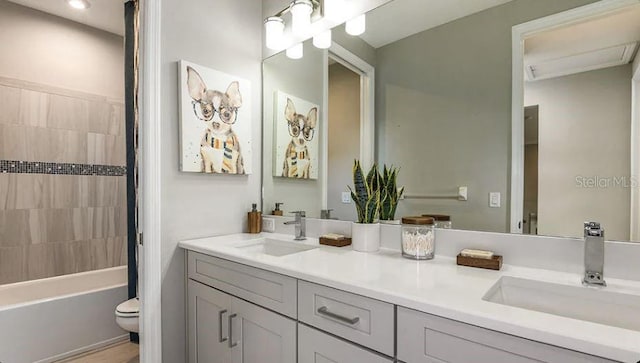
[284,211,306,240]
[583,221,606,287]
[320,209,334,220]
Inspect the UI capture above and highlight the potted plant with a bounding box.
[379,165,404,224]
[348,160,381,252]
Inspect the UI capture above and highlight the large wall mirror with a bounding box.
[262,0,640,243]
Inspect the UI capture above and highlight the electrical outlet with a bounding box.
[341,192,352,204]
[262,217,275,232]
[489,192,501,208]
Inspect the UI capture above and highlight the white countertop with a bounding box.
[179,233,640,362]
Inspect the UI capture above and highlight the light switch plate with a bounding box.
[341,192,352,204]
[489,192,501,208]
[262,217,275,232]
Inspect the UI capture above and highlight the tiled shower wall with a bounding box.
[0,77,127,284]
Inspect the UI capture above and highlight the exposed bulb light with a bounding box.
[313,29,332,49]
[345,14,366,36]
[67,0,90,10]
[265,17,285,50]
[290,0,313,36]
[286,43,304,59]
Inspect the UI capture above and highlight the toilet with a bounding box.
[115,298,140,333]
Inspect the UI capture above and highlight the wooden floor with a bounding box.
[57,341,139,363]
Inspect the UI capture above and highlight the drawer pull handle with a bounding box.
[218,309,228,343]
[317,306,360,325]
[228,313,238,348]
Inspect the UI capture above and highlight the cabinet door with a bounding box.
[298,324,393,363]
[398,307,617,363]
[187,279,233,363]
[230,296,296,363]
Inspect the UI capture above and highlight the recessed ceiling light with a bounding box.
[67,0,91,10]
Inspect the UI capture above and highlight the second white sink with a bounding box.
[234,238,318,257]
[483,276,640,332]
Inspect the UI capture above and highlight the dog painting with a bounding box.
[179,61,252,174]
[274,92,319,179]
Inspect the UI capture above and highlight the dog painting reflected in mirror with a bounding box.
[281,97,318,179]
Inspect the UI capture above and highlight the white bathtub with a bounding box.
[0,266,129,363]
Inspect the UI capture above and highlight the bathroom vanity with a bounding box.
[180,233,640,363]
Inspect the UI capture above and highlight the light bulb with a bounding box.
[286,43,304,59]
[313,29,332,49]
[67,0,90,9]
[264,17,285,50]
[290,0,313,36]
[346,14,366,36]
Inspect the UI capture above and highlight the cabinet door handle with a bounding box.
[218,309,228,343]
[228,313,238,348]
[317,306,360,325]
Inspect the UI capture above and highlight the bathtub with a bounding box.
[0,266,129,363]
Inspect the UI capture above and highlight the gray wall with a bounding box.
[263,41,325,218]
[525,65,632,241]
[0,0,124,100]
[160,0,262,361]
[327,63,360,221]
[374,0,597,232]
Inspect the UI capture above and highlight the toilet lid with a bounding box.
[116,298,139,315]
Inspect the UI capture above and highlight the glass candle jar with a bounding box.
[422,214,452,229]
[401,216,435,260]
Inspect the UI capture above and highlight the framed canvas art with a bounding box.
[273,91,319,180]
[179,60,252,174]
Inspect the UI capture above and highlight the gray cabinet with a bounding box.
[397,307,617,363]
[298,324,393,363]
[187,279,296,363]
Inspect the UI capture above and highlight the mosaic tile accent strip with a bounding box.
[0,160,126,176]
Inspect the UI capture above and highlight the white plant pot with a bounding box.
[351,222,381,252]
[379,219,401,225]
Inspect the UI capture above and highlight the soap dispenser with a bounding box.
[272,202,284,216]
[248,203,262,234]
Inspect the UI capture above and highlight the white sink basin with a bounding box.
[234,238,318,257]
[483,277,640,331]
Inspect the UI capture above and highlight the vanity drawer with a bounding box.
[298,324,393,363]
[397,307,618,363]
[187,251,297,318]
[297,280,394,356]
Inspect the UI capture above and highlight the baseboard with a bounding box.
[35,334,129,363]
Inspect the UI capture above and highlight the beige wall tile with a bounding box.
[0,209,31,247]
[87,99,111,135]
[0,174,15,210]
[0,85,20,125]
[48,94,89,132]
[0,124,27,160]
[0,246,25,284]
[18,89,49,128]
[109,103,125,136]
[25,242,55,281]
[26,126,88,164]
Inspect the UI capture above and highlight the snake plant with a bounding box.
[348,160,380,224]
[379,165,404,221]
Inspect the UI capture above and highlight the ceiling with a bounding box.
[6,0,125,36]
[360,0,514,48]
[524,5,640,81]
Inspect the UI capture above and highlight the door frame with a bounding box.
[139,0,163,361]
[321,43,375,209]
[631,61,640,240]
[510,0,640,233]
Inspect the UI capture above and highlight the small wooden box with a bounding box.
[319,237,352,247]
[456,254,503,270]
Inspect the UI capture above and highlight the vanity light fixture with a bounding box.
[67,0,91,10]
[313,29,332,49]
[265,17,285,50]
[290,0,314,36]
[286,43,304,59]
[345,14,366,36]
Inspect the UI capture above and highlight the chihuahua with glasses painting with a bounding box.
[282,98,318,179]
[186,66,245,174]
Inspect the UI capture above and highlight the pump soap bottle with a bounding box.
[272,202,284,216]
[248,203,262,234]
